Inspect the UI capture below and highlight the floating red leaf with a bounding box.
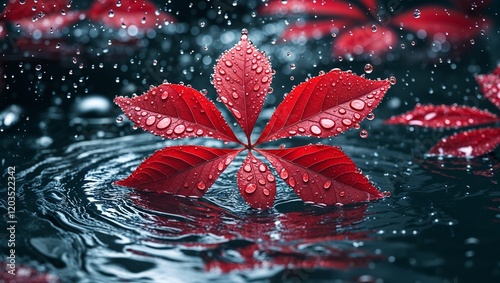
[237,151,276,210]
[475,68,500,110]
[428,128,500,158]
[259,0,368,21]
[260,145,385,206]
[281,19,356,41]
[385,104,499,128]
[88,0,175,30]
[393,6,488,44]
[116,30,389,209]
[257,69,391,144]
[332,25,398,57]
[114,83,240,143]
[116,146,241,197]
[1,0,82,34]
[213,30,272,142]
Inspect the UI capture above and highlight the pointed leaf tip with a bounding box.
[260,145,385,206]
[257,69,391,144]
[213,29,273,142]
[115,146,241,197]
[237,151,276,210]
[114,83,240,143]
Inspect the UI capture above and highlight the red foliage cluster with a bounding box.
[386,66,500,158]
[114,30,393,210]
[259,0,490,59]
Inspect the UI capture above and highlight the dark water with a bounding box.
[2,1,500,282]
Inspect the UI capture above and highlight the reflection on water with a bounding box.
[1,125,497,282]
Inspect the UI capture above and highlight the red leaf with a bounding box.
[259,0,369,22]
[428,127,500,158]
[393,6,488,44]
[280,19,356,41]
[259,145,385,206]
[475,70,500,110]
[115,146,241,197]
[213,31,273,142]
[114,83,240,143]
[256,69,391,144]
[332,25,398,57]
[237,151,276,210]
[88,0,175,30]
[385,104,499,128]
[1,0,82,34]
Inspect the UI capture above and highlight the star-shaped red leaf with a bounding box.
[115,30,393,209]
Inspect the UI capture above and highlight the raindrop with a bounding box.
[350,99,366,110]
[310,125,322,135]
[197,181,206,190]
[360,129,369,138]
[342,119,352,126]
[35,64,42,71]
[366,112,375,120]
[288,177,296,187]
[146,116,156,126]
[259,164,266,172]
[240,28,248,40]
[267,174,275,182]
[174,124,186,134]
[389,76,397,85]
[224,60,233,67]
[245,184,257,194]
[279,168,289,179]
[231,108,242,119]
[263,188,270,196]
[161,91,169,100]
[323,180,331,189]
[413,9,421,18]
[108,10,114,17]
[243,164,252,172]
[290,63,296,70]
[302,172,309,183]
[156,117,171,129]
[320,118,335,129]
[116,115,123,123]
[339,191,345,197]
[371,24,377,32]
[364,63,373,74]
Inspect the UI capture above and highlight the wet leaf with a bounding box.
[88,0,175,30]
[332,25,398,57]
[428,128,500,158]
[256,69,391,144]
[1,0,82,34]
[385,104,499,128]
[237,151,276,210]
[116,30,389,209]
[114,83,240,143]
[213,30,272,142]
[259,145,385,206]
[475,67,500,110]
[116,146,241,197]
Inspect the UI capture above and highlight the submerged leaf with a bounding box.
[257,69,391,144]
[260,145,385,206]
[237,151,276,210]
[116,146,241,197]
[385,104,499,128]
[428,128,500,158]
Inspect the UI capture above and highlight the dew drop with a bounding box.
[161,91,169,100]
[288,177,296,187]
[156,117,171,129]
[145,116,156,126]
[259,164,266,172]
[231,108,242,119]
[174,125,186,134]
[256,66,263,74]
[413,9,421,18]
[342,119,352,126]
[263,188,270,196]
[267,174,275,182]
[258,179,266,185]
[245,183,257,194]
[196,129,204,136]
[302,172,309,183]
[197,181,206,190]
[339,191,345,197]
[253,84,260,91]
[224,60,233,67]
[323,180,331,189]
[310,125,322,135]
[261,76,269,83]
[108,10,114,17]
[364,63,373,74]
[231,92,239,99]
[320,118,335,129]
[243,164,252,172]
[338,108,346,115]
[350,99,365,110]
[279,168,289,179]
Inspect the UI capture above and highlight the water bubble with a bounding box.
[360,129,369,138]
[413,9,421,18]
[364,63,373,74]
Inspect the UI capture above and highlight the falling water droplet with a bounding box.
[371,24,377,32]
[290,63,296,70]
[389,76,397,85]
[366,112,375,120]
[364,63,373,74]
[116,115,123,123]
[413,9,421,18]
[360,129,369,138]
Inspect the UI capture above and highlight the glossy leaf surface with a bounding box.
[428,128,500,158]
[260,145,385,206]
[385,104,499,128]
[237,151,276,210]
[116,146,240,197]
[213,31,272,141]
[257,69,391,144]
[88,0,175,30]
[114,83,240,143]
[475,68,500,109]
